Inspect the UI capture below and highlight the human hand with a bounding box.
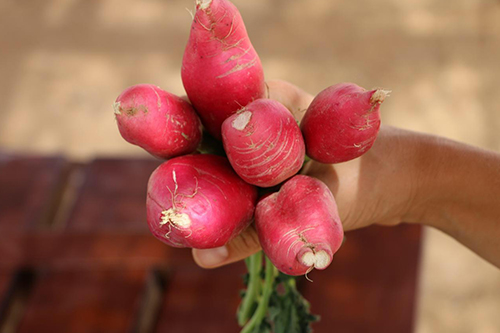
[192,80,420,268]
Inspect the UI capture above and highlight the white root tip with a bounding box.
[196,0,212,10]
[300,250,330,269]
[185,7,194,19]
[370,89,391,104]
[304,267,314,283]
[160,209,192,228]
[231,111,252,131]
[113,101,121,115]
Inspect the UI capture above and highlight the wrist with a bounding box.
[400,131,462,232]
[373,126,445,228]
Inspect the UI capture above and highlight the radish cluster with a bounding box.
[114,0,389,277]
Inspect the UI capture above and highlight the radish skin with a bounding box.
[255,175,344,276]
[301,83,388,163]
[182,0,265,140]
[222,99,305,187]
[147,154,257,249]
[114,84,202,159]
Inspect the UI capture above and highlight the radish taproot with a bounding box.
[255,175,344,276]
[114,84,202,159]
[182,0,266,140]
[301,83,389,163]
[147,154,257,249]
[222,99,305,187]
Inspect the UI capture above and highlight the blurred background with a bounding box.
[1,0,500,332]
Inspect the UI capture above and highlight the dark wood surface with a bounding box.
[0,273,12,317]
[65,159,160,231]
[17,269,148,333]
[303,225,422,333]
[156,264,246,333]
[0,155,68,230]
[0,155,423,332]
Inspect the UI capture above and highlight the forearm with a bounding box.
[405,130,500,267]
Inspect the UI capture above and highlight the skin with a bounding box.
[192,79,500,269]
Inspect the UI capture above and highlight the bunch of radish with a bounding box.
[114,0,388,331]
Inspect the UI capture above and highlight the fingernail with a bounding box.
[194,246,229,267]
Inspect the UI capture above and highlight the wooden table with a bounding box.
[0,155,422,333]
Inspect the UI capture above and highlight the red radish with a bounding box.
[181,0,265,140]
[147,154,257,249]
[301,83,389,163]
[255,175,343,276]
[114,84,202,159]
[222,99,305,187]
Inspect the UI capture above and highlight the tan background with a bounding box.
[1,0,500,331]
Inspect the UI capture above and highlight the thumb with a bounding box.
[266,79,314,122]
[192,225,262,268]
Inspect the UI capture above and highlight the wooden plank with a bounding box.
[0,156,422,333]
[0,270,36,333]
[65,158,161,231]
[302,224,422,333]
[0,157,182,270]
[0,274,9,304]
[153,225,421,333]
[155,263,246,333]
[0,232,193,270]
[0,272,12,323]
[132,269,166,333]
[0,155,67,230]
[17,269,149,333]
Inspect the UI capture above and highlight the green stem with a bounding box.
[244,256,252,271]
[238,252,263,326]
[287,276,297,290]
[241,256,277,333]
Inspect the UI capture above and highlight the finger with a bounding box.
[179,94,191,103]
[192,225,262,268]
[266,79,314,122]
[301,159,361,232]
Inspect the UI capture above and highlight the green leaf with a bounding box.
[267,273,319,333]
[238,257,319,333]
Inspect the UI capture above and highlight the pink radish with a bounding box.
[255,175,343,276]
[147,154,257,249]
[301,83,389,163]
[114,84,202,159]
[181,0,265,140]
[221,99,305,187]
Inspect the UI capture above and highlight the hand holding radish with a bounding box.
[194,80,500,271]
[113,0,500,331]
[193,80,416,268]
